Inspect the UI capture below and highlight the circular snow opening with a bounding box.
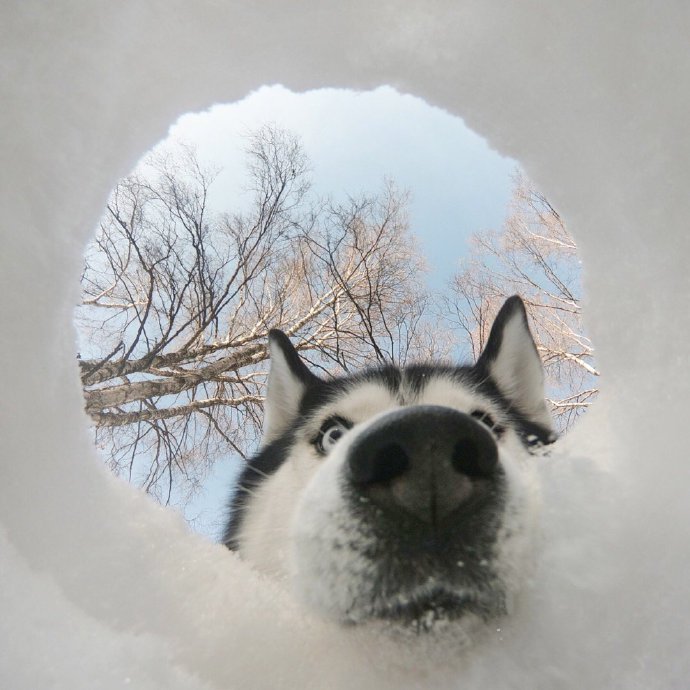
[75,86,595,537]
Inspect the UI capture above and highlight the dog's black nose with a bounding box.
[346,405,499,524]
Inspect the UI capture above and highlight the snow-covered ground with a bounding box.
[1,2,689,688]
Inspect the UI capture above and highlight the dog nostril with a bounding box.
[349,442,409,485]
[452,437,497,478]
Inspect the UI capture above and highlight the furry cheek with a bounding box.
[490,438,542,602]
[289,441,376,622]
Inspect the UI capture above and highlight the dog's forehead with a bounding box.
[307,366,496,425]
[416,375,492,411]
[325,380,399,422]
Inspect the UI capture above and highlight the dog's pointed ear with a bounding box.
[475,296,555,435]
[262,330,320,445]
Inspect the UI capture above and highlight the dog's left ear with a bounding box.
[262,330,320,445]
[475,296,555,435]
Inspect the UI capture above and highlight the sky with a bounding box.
[138,84,519,537]
[168,84,518,291]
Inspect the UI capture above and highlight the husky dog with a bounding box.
[223,296,556,633]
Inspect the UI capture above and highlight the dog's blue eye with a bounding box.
[470,409,505,437]
[315,417,351,454]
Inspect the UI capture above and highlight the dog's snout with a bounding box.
[346,405,499,523]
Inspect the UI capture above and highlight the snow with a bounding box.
[1,1,689,688]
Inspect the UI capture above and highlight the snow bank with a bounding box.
[1,2,689,687]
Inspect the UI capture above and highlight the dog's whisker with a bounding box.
[235,485,260,498]
[244,465,273,480]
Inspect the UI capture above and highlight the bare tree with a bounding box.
[441,173,597,429]
[77,126,435,505]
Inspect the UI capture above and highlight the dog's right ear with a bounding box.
[262,330,320,445]
[475,296,555,437]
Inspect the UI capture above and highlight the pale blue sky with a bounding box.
[159,85,518,537]
[169,85,517,291]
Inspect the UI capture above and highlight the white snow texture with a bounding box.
[1,2,689,688]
